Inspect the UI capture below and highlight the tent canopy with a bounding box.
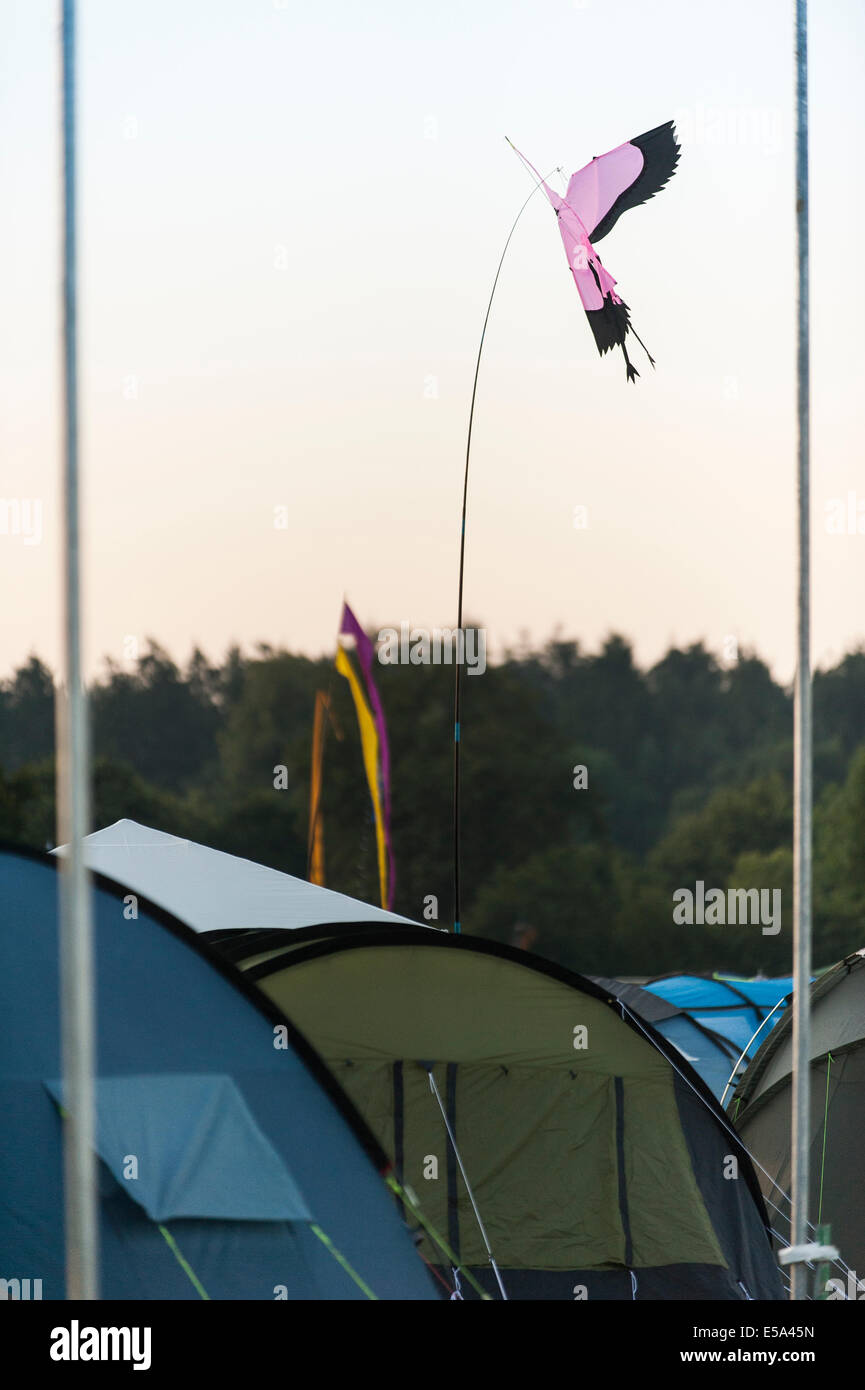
[57,818,422,934]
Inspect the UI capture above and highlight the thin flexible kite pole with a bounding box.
[452,151,559,934]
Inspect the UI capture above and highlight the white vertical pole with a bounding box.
[59,0,99,1301]
[790,0,812,1302]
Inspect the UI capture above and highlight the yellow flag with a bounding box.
[335,646,388,908]
[307,691,328,886]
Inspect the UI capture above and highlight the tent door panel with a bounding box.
[614,1076,634,1270]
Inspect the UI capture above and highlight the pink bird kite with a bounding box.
[509,121,680,382]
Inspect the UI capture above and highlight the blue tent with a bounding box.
[0,847,435,1300]
[643,975,795,1102]
[595,974,795,1102]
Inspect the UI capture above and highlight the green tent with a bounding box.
[733,948,865,1294]
[215,925,783,1300]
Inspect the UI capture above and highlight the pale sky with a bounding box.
[2,0,864,684]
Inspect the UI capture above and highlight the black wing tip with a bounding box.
[589,120,680,243]
[636,118,679,144]
[631,119,681,187]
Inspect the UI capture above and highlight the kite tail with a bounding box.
[586,290,651,383]
[628,321,656,370]
[621,339,639,384]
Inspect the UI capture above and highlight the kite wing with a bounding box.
[565,120,680,244]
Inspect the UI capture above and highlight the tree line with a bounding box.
[1,633,864,978]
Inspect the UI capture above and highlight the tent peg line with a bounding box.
[310,1222,379,1300]
[157,1225,210,1301]
[425,1067,508,1295]
[385,1174,491,1300]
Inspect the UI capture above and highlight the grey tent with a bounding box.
[734,948,865,1289]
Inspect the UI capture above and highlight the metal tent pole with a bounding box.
[58,0,99,1301]
[790,0,812,1303]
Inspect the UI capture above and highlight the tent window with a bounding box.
[44,1074,313,1225]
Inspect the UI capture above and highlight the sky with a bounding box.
[1,0,864,685]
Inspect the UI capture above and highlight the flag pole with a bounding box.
[58,0,99,1300]
[790,0,812,1301]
